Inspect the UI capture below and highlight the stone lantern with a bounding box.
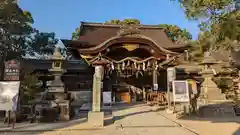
[198,52,236,117]
[48,47,70,121]
[199,52,226,104]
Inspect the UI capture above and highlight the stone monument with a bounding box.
[48,47,70,121]
[88,59,106,127]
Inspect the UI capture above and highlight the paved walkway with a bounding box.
[158,111,240,135]
[3,103,239,135]
[40,104,196,135]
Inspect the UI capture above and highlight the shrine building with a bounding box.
[59,22,196,105]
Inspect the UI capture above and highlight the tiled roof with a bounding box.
[20,59,90,71]
[62,22,186,49]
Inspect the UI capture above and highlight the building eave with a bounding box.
[80,21,164,29]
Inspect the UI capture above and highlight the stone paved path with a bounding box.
[39,104,195,135]
[158,111,240,135]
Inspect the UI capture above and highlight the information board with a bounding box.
[172,80,190,102]
[0,81,20,111]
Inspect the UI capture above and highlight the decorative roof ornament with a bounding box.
[51,47,63,60]
[117,24,140,36]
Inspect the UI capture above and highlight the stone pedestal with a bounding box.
[59,101,70,121]
[200,66,226,103]
[88,111,104,127]
[198,101,236,117]
[198,72,235,117]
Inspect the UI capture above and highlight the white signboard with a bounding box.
[167,67,176,82]
[103,92,112,104]
[172,80,189,102]
[0,81,20,111]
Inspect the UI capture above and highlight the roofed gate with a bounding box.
[62,22,187,103]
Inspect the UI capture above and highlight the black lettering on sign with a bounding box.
[4,60,20,81]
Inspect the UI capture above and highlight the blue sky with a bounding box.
[19,0,200,42]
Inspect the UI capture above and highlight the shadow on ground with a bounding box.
[111,102,146,111]
[0,114,88,135]
[175,102,240,135]
[0,102,150,134]
[178,115,240,135]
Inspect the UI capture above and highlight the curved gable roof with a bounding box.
[76,22,186,49]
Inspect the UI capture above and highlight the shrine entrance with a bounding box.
[62,22,186,110]
[81,36,177,104]
[61,22,187,126]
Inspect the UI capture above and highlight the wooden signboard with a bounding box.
[4,60,20,81]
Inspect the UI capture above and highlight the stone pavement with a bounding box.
[40,104,196,135]
[0,118,88,135]
[1,103,239,135]
[158,111,240,135]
